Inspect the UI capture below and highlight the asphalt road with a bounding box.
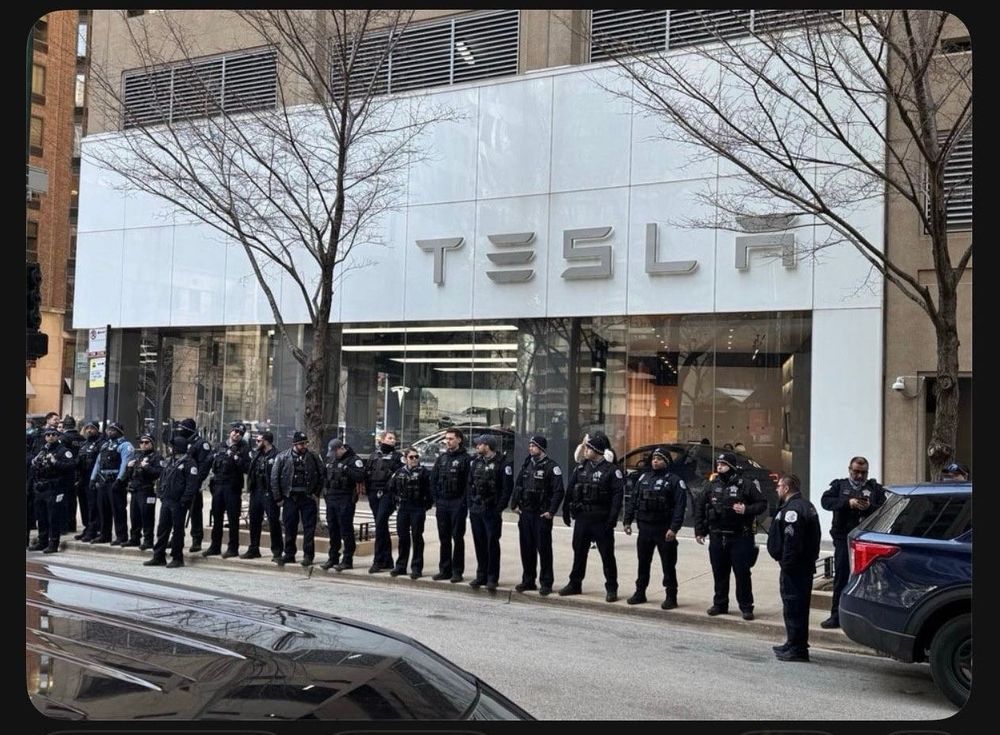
[41,549,957,721]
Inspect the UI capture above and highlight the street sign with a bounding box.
[88,357,105,388]
[87,327,107,357]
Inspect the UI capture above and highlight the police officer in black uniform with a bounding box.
[27,412,60,546]
[271,431,326,566]
[172,417,213,552]
[90,421,134,545]
[76,420,104,542]
[559,432,625,602]
[389,447,434,579]
[145,435,201,568]
[819,455,885,628]
[467,435,513,592]
[122,433,164,549]
[365,431,403,573]
[203,422,251,558]
[28,427,77,553]
[623,446,688,609]
[768,473,821,662]
[431,427,472,582]
[321,438,365,571]
[242,430,283,561]
[58,416,85,533]
[694,451,766,619]
[511,434,564,595]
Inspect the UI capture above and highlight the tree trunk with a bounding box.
[926,284,961,477]
[304,273,335,449]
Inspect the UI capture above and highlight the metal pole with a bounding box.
[102,324,111,429]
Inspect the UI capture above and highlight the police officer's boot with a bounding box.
[43,543,59,554]
[189,540,202,553]
[627,589,647,605]
[28,541,46,552]
[165,557,184,568]
[144,555,167,566]
[334,557,353,571]
[558,582,582,596]
[320,556,337,570]
[661,590,678,610]
[605,585,619,603]
[240,547,262,559]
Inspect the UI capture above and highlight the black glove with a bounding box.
[563,515,572,527]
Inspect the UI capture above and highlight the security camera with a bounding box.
[891,376,906,392]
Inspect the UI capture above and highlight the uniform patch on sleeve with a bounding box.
[553,466,562,476]
[355,459,364,468]
[55,494,64,503]
[65,451,73,459]
[505,465,512,475]
[190,466,198,475]
[615,469,623,479]
[679,480,687,490]
[784,510,798,523]
[752,479,761,491]
[203,442,211,451]
[160,459,167,467]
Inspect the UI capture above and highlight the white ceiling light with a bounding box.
[343,325,517,334]
[434,367,516,373]
[341,343,518,352]
[390,357,517,364]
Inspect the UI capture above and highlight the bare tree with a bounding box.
[85,10,453,446]
[584,10,971,474]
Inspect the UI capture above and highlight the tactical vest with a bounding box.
[471,458,498,504]
[520,460,549,511]
[127,451,159,492]
[291,452,308,489]
[212,444,243,480]
[32,447,62,483]
[98,440,123,473]
[397,470,425,504]
[368,453,395,492]
[440,453,468,499]
[251,451,271,492]
[636,472,670,517]
[706,474,750,532]
[79,439,102,474]
[571,463,613,512]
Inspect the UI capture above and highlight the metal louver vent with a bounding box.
[669,10,752,49]
[590,9,666,62]
[754,10,843,32]
[942,133,972,231]
[331,10,519,99]
[122,48,276,128]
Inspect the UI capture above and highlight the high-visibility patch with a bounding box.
[553,466,562,476]
[615,469,623,479]
[784,510,798,523]
[505,465,512,475]
[355,459,364,468]
[190,466,198,475]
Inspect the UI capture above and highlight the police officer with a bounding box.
[694,452,766,619]
[89,421,134,545]
[623,446,688,609]
[768,473,821,662]
[431,428,472,583]
[271,431,325,566]
[58,416,85,534]
[28,427,77,553]
[365,431,403,573]
[467,435,513,592]
[27,412,59,546]
[204,422,251,558]
[321,438,365,571]
[122,433,164,549]
[559,432,625,602]
[144,435,201,568]
[76,420,104,542]
[389,447,434,579]
[242,430,283,561]
[941,461,970,482]
[172,417,214,552]
[511,434,564,596]
[819,456,886,629]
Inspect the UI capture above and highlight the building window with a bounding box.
[75,73,87,108]
[26,221,39,263]
[77,19,88,58]
[30,115,44,155]
[122,47,277,128]
[33,18,48,53]
[940,36,971,55]
[32,64,46,100]
[928,132,972,232]
[333,10,520,98]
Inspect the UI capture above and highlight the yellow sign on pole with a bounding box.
[88,357,106,388]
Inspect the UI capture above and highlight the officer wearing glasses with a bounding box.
[819,456,886,628]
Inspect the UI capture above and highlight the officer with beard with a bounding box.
[58,416,85,534]
[122,433,164,549]
[321,438,365,571]
[89,421,134,545]
[144,435,201,568]
[28,427,77,553]
[623,447,688,609]
[559,432,624,602]
[172,418,214,552]
[76,420,104,542]
[511,434,565,596]
[431,428,472,583]
[242,431,283,561]
[467,435,513,591]
[694,452,766,620]
[203,422,250,558]
[819,456,885,629]
[364,431,403,573]
[271,431,326,566]
[389,447,434,579]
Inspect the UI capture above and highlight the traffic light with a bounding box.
[27,262,42,330]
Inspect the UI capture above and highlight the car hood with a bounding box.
[27,559,487,720]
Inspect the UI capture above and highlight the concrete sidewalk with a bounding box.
[56,505,865,655]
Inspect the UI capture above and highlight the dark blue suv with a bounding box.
[839,482,971,707]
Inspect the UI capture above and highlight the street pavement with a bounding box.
[54,504,861,654]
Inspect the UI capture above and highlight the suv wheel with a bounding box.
[929,613,971,707]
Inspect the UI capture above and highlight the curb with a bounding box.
[50,540,870,656]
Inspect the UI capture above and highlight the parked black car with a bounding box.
[26,559,533,720]
[839,482,972,707]
[620,442,779,528]
[412,426,515,469]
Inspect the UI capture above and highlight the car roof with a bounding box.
[887,482,972,496]
[27,559,492,720]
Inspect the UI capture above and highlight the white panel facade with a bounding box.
[73,230,125,326]
[476,76,553,200]
[625,180,718,315]
[169,224,227,326]
[550,66,633,193]
[121,227,174,326]
[471,195,550,319]
[809,307,884,534]
[77,153,126,233]
[407,87,480,206]
[224,243,280,326]
[339,209,409,323]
